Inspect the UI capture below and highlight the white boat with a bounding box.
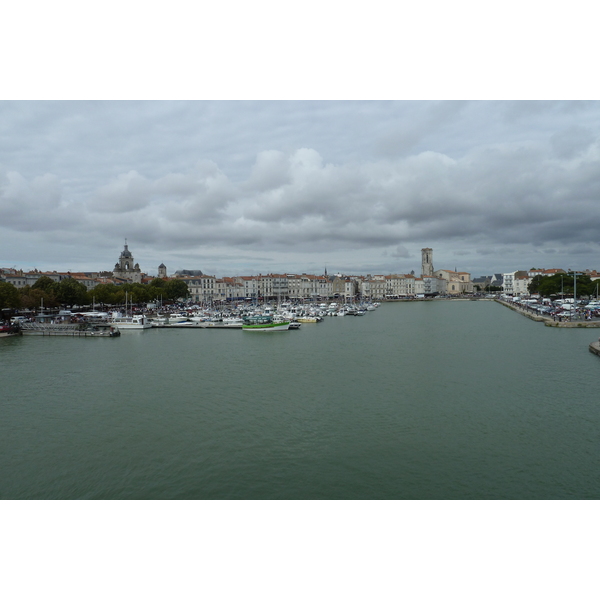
[222,317,245,327]
[110,314,152,329]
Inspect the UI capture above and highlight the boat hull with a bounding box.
[242,322,290,331]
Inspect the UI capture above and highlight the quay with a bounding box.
[496,299,600,328]
[590,341,600,357]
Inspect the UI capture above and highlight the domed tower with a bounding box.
[113,240,142,283]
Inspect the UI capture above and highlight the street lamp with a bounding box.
[561,275,563,300]
[571,271,583,320]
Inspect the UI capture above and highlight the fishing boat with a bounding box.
[242,315,290,331]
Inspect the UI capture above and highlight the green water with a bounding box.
[1,301,599,499]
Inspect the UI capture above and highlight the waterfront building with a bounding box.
[332,276,358,301]
[235,276,259,301]
[513,272,532,296]
[360,277,386,299]
[414,277,425,296]
[185,275,216,303]
[502,270,531,295]
[423,276,447,296]
[502,272,515,295]
[358,274,420,299]
[286,273,332,300]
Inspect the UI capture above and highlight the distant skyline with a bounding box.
[2,100,600,278]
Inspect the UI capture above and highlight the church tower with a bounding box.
[158,263,167,278]
[113,240,142,283]
[421,248,433,277]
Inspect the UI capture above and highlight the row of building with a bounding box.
[1,245,477,302]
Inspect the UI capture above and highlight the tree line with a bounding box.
[528,273,600,298]
[0,276,190,310]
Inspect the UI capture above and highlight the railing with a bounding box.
[20,322,81,332]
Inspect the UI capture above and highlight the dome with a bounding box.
[120,243,132,258]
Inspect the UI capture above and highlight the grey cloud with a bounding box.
[3,101,600,276]
[551,126,596,159]
[375,101,468,157]
[390,245,411,258]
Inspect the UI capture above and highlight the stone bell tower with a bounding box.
[421,248,433,277]
[113,240,142,283]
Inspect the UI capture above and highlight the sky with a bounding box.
[1,4,599,280]
[2,100,600,278]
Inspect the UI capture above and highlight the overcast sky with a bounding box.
[2,100,600,277]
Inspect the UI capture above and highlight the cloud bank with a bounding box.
[1,101,600,275]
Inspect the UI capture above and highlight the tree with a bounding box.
[20,287,58,309]
[528,275,545,294]
[128,283,153,304]
[55,278,89,307]
[32,276,57,292]
[534,273,597,298]
[164,279,190,302]
[146,284,167,304]
[92,283,118,305]
[150,278,166,288]
[0,282,22,309]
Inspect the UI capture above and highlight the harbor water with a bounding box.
[1,300,599,499]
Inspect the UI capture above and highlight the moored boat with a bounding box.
[242,315,290,331]
[109,314,152,330]
[0,322,22,338]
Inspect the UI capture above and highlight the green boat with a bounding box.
[242,315,290,331]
